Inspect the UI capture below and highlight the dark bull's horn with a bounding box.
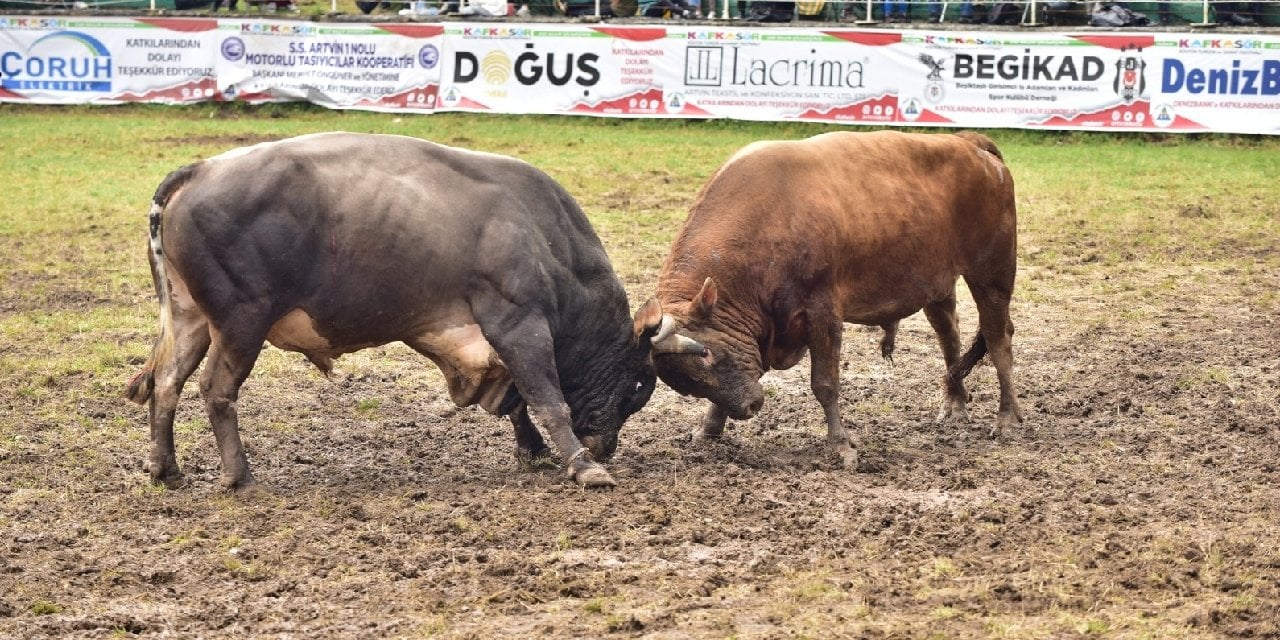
[651,314,707,355]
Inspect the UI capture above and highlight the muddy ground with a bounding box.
[2,222,1279,637]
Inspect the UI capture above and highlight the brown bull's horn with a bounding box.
[653,334,708,355]
[652,317,707,355]
[652,314,679,344]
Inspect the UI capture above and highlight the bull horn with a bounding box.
[652,314,679,344]
[651,316,707,355]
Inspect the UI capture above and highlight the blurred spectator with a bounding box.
[882,0,908,21]
[1089,2,1150,25]
[210,0,238,10]
[952,0,977,22]
[556,0,617,15]
[398,0,440,14]
[926,0,942,21]
[611,0,638,15]
[459,0,509,14]
[645,0,695,16]
[235,0,294,10]
[986,1,1021,23]
[1215,1,1259,24]
[739,0,794,20]
[1039,0,1083,24]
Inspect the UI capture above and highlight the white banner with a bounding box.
[213,21,443,110]
[437,25,676,116]
[0,16,220,104]
[667,28,906,123]
[3,16,1278,133]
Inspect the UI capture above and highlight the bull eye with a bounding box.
[634,381,643,392]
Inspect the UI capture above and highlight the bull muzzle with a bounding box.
[578,433,618,461]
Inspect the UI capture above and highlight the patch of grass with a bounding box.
[555,530,573,551]
[930,606,961,621]
[1076,617,1111,635]
[168,528,207,546]
[853,400,894,416]
[30,599,62,615]
[1177,367,1232,391]
[930,557,960,579]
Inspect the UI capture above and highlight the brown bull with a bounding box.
[649,130,1024,468]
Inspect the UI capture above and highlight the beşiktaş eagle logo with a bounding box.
[918,53,946,81]
[918,53,947,104]
[1113,45,1146,104]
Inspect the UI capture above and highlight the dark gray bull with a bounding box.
[649,131,1025,468]
[126,132,662,491]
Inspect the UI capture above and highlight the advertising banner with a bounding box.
[663,28,906,123]
[436,24,677,117]
[899,31,1280,133]
[3,15,1279,133]
[213,20,444,111]
[0,16,219,104]
[897,31,1161,130]
[1148,33,1280,133]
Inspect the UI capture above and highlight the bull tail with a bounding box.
[955,131,1004,164]
[125,166,194,405]
[945,332,988,387]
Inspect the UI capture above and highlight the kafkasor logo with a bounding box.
[0,30,113,93]
[1114,45,1146,104]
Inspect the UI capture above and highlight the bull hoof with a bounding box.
[838,447,858,470]
[221,474,259,496]
[691,427,722,443]
[991,409,1023,438]
[830,435,858,470]
[935,403,971,425]
[570,464,617,489]
[145,459,186,490]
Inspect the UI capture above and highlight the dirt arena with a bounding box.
[1,131,1277,637]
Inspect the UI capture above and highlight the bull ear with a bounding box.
[632,298,663,340]
[691,277,718,322]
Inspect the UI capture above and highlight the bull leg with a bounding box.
[199,328,266,493]
[509,404,554,467]
[808,314,856,469]
[693,403,728,441]
[478,311,615,488]
[923,293,971,424]
[967,282,1024,436]
[146,308,212,488]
